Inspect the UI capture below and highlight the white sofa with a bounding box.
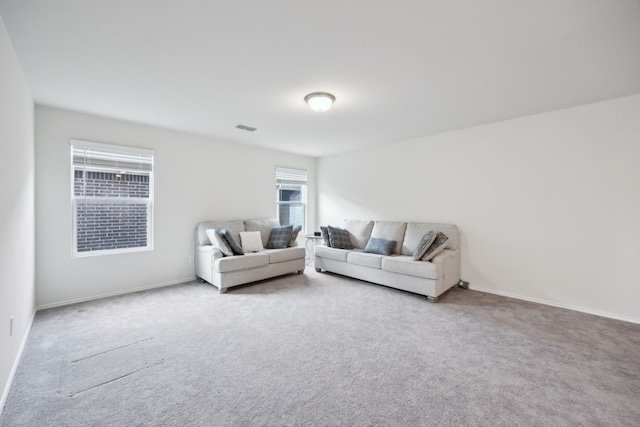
[195,219,305,293]
[314,220,461,302]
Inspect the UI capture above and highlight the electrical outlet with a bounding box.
[10,316,14,336]
[188,255,194,264]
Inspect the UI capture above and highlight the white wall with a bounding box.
[318,94,640,323]
[35,106,316,307]
[0,15,35,411]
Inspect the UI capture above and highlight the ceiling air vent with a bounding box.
[235,124,257,132]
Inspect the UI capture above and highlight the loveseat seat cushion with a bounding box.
[401,223,459,255]
[215,253,269,273]
[315,245,353,262]
[381,256,442,280]
[347,251,384,269]
[267,247,305,264]
[370,221,407,255]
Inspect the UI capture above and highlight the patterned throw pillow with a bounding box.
[266,225,293,249]
[364,238,396,256]
[413,231,437,261]
[327,226,353,249]
[240,231,264,253]
[220,229,244,255]
[205,228,234,257]
[287,225,302,247]
[320,226,331,247]
[421,232,449,261]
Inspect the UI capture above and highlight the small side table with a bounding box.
[304,234,324,265]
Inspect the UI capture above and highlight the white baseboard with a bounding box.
[469,285,640,325]
[36,277,197,311]
[1,309,36,418]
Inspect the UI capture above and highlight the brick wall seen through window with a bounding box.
[74,171,150,253]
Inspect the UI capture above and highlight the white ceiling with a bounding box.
[1,0,640,157]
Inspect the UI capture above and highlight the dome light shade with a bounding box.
[304,92,335,112]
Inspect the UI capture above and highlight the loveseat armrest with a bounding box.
[196,245,223,260]
[195,245,223,285]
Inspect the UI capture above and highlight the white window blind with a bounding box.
[276,167,307,185]
[71,141,154,173]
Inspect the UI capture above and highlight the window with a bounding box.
[276,167,307,232]
[70,140,154,257]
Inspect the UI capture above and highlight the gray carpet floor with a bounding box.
[2,270,640,426]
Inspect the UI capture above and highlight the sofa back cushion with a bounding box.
[244,219,280,247]
[343,219,374,249]
[196,220,245,246]
[401,222,459,256]
[369,221,407,255]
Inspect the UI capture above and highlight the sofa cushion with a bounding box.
[266,247,305,264]
[266,225,293,249]
[240,231,264,253]
[215,253,269,273]
[205,229,234,256]
[220,229,244,255]
[381,256,442,280]
[327,226,353,249]
[421,232,449,261]
[370,221,407,254]
[196,220,244,246]
[363,238,396,256]
[320,226,331,246]
[347,251,384,269]
[343,219,374,249]
[244,219,280,247]
[315,245,352,262]
[402,223,459,255]
[413,231,436,260]
[288,225,302,247]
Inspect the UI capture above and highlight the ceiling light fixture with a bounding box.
[304,92,335,112]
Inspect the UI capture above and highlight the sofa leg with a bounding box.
[426,295,439,303]
[458,280,469,289]
[219,287,228,294]
[315,267,321,273]
[297,270,304,275]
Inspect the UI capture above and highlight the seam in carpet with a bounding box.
[70,337,154,363]
[68,359,165,397]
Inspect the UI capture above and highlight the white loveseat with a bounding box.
[195,219,305,293]
[314,220,461,302]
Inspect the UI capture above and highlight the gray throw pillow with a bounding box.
[205,228,233,256]
[266,225,293,249]
[364,238,396,256]
[220,229,244,255]
[421,232,449,261]
[327,226,353,249]
[320,226,331,246]
[413,231,437,261]
[287,225,302,247]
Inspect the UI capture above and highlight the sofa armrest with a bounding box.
[430,248,461,288]
[430,248,459,264]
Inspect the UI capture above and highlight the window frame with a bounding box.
[70,139,155,258]
[276,167,307,234]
